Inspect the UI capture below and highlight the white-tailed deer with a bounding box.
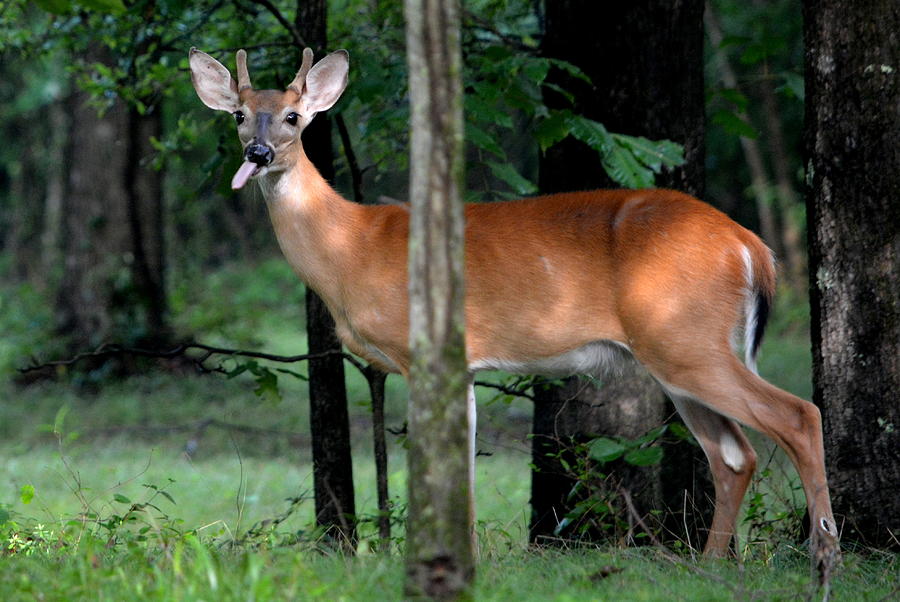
[189,47,839,566]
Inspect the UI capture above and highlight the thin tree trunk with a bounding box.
[804,0,900,551]
[294,0,357,551]
[705,5,782,260]
[41,101,67,277]
[365,367,391,551]
[404,0,473,597]
[755,55,807,291]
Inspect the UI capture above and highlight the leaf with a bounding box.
[588,437,626,463]
[53,405,69,436]
[553,516,571,536]
[565,115,613,153]
[466,95,513,129]
[712,110,758,139]
[546,58,591,84]
[522,57,550,85]
[33,0,71,14]
[80,0,126,12]
[612,134,684,173]
[534,110,572,152]
[601,142,655,189]
[486,161,537,196]
[20,484,35,505]
[717,88,750,111]
[253,367,282,403]
[624,447,664,467]
[113,494,131,504]
[777,72,805,101]
[466,123,506,158]
[668,422,693,441]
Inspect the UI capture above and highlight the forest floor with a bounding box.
[0,259,896,600]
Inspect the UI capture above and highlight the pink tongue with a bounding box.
[231,160,259,190]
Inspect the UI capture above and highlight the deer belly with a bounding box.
[468,340,633,377]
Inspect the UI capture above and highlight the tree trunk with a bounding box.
[404,0,473,597]
[55,70,131,351]
[532,0,710,548]
[124,104,169,345]
[803,0,900,551]
[294,0,357,551]
[54,42,170,362]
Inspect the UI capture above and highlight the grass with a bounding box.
[0,259,897,600]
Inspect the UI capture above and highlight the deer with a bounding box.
[188,46,839,571]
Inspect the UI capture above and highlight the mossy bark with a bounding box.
[803,0,900,550]
[404,0,474,597]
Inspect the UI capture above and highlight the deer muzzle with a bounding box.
[232,113,275,190]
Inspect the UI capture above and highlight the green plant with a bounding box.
[550,424,692,542]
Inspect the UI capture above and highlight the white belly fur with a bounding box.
[468,340,633,377]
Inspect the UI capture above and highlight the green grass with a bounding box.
[0,261,896,600]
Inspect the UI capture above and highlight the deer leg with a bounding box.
[650,355,839,570]
[667,394,757,557]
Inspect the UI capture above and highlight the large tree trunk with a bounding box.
[532,0,710,548]
[294,0,357,551]
[55,68,131,350]
[803,0,900,551]
[55,44,170,360]
[404,0,474,597]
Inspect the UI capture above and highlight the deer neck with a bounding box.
[257,146,361,309]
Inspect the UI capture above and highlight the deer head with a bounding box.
[189,47,349,189]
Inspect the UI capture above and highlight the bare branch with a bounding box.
[19,341,367,377]
[249,0,306,49]
[473,379,537,402]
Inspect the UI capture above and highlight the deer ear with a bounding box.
[302,50,349,114]
[189,48,240,112]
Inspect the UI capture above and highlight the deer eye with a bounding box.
[285,112,299,126]
[233,111,245,125]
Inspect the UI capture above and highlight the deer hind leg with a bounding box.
[648,354,839,566]
[667,394,757,557]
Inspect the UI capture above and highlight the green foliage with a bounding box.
[536,110,684,189]
[705,0,806,229]
[550,424,688,541]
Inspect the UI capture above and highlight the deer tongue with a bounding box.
[231,160,259,190]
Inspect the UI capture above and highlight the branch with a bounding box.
[473,379,537,402]
[19,341,367,377]
[249,0,306,49]
[335,112,365,204]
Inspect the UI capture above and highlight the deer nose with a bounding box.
[245,143,274,166]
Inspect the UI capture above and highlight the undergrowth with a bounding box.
[1,262,897,599]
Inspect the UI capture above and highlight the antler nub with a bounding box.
[236,49,252,92]
[288,48,315,95]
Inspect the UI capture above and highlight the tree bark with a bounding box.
[55,62,131,351]
[294,0,357,551]
[123,104,169,345]
[404,0,473,597]
[53,42,170,363]
[803,0,900,551]
[532,0,710,548]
